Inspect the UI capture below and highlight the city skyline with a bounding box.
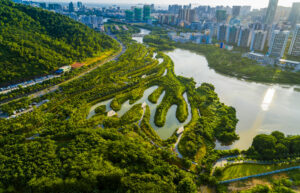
[35,0,300,9]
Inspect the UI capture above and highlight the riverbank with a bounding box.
[176,43,300,86]
[143,30,300,86]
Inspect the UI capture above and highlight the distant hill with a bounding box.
[0,0,118,85]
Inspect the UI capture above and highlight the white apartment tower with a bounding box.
[288,24,300,56]
[250,30,268,51]
[268,30,289,58]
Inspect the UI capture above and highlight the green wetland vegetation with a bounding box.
[0,14,242,191]
[0,41,198,192]
[0,5,299,192]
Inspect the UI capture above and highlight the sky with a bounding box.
[39,0,300,9]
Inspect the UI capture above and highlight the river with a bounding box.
[132,28,151,43]
[134,28,300,150]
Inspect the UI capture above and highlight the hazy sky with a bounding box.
[42,0,300,9]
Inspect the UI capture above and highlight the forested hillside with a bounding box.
[0,0,118,85]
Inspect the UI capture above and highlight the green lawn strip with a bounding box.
[221,163,300,181]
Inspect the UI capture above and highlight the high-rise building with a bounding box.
[77,2,83,9]
[267,24,279,47]
[226,25,239,44]
[168,5,182,14]
[216,10,227,23]
[134,8,143,22]
[268,30,289,58]
[150,4,155,12]
[184,4,192,9]
[238,27,251,47]
[69,2,75,12]
[39,2,46,9]
[178,6,192,22]
[217,24,227,41]
[240,6,251,16]
[288,25,300,56]
[189,9,197,23]
[274,6,290,23]
[250,30,268,51]
[79,15,102,28]
[125,10,134,21]
[264,0,278,24]
[48,3,62,11]
[232,6,241,17]
[249,22,266,30]
[159,15,176,25]
[178,8,184,20]
[143,5,151,20]
[178,8,191,22]
[288,3,300,28]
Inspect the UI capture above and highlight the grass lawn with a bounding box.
[84,50,115,66]
[224,169,300,193]
[220,163,300,181]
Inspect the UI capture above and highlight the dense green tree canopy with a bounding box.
[247,132,300,160]
[0,0,118,85]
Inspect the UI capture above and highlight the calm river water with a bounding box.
[133,28,300,149]
[167,49,300,150]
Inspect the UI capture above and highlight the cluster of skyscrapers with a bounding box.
[14,0,300,61]
[157,0,300,60]
[125,5,152,22]
[217,23,300,59]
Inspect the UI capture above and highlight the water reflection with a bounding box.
[261,88,276,111]
[166,48,300,150]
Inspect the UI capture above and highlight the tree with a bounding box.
[177,177,197,193]
[275,143,289,157]
[252,134,277,159]
[271,131,285,142]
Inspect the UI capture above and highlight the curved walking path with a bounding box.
[213,155,300,172]
[174,133,184,158]
[219,166,300,184]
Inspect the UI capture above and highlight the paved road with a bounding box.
[0,35,125,106]
[30,40,124,99]
[0,75,61,95]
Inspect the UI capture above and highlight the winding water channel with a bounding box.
[133,28,300,150]
[88,86,192,139]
